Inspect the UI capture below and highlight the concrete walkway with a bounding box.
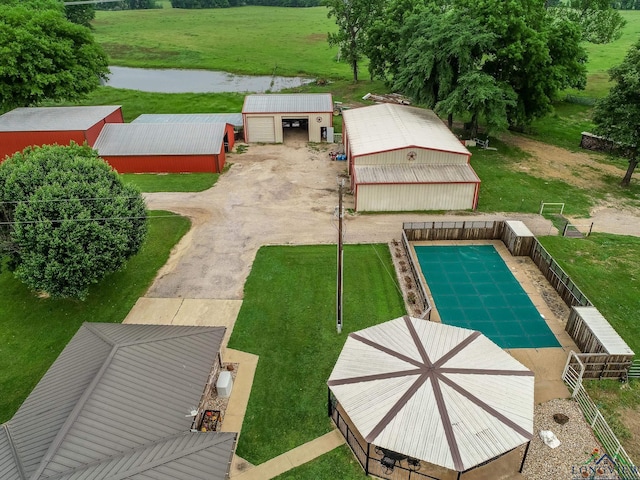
[231,430,345,480]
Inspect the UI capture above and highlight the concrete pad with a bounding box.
[124,297,243,348]
[123,297,183,324]
[172,299,243,348]
[221,349,258,440]
[230,456,255,478]
[508,348,571,403]
[232,430,345,480]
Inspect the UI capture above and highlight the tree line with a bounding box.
[170,0,320,7]
[323,0,637,184]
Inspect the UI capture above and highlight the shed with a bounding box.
[133,113,244,138]
[93,122,234,173]
[0,106,123,161]
[242,93,333,143]
[0,323,236,480]
[328,316,534,479]
[342,104,480,212]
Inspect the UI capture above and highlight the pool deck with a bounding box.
[411,239,579,404]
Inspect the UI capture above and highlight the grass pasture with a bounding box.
[93,6,351,79]
[0,211,190,423]
[121,172,219,192]
[227,244,405,465]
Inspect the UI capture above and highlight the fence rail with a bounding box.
[563,352,640,479]
[401,230,431,319]
[329,392,440,480]
[530,240,592,308]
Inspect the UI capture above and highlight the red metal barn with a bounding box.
[0,106,123,161]
[93,123,234,173]
[342,104,480,212]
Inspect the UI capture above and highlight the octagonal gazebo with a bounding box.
[327,316,534,480]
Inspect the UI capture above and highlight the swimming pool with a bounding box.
[414,244,559,349]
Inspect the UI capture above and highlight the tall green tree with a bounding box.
[0,144,148,300]
[593,40,640,187]
[322,0,385,81]
[391,7,499,129]
[0,0,109,112]
[458,0,587,128]
[549,0,626,43]
[65,4,96,28]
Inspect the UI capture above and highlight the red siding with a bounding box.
[103,154,223,173]
[85,108,124,146]
[0,131,87,161]
[224,123,235,152]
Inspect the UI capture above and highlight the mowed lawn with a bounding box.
[0,211,190,423]
[228,244,405,464]
[93,6,351,79]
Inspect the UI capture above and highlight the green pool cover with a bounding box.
[415,245,559,349]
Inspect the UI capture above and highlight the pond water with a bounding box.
[104,66,315,93]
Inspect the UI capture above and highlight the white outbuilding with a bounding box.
[342,104,480,212]
[242,93,333,143]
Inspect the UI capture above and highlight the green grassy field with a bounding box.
[121,172,219,192]
[273,446,367,480]
[575,10,640,98]
[0,211,190,423]
[227,244,405,465]
[93,6,352,79]
[540,234,640,458]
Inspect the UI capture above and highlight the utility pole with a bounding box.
[336,178,344,334]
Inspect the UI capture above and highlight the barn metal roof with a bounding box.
[572,307,634,355]
[343,104,471,157]
[0,323,235,480]
[93,123,227,156]
[0,106,121,132]
[354,164,480,184]
[133,113,243,128]
[328,316,534,472]
[242,93,333,114]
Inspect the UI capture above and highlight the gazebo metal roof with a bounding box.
[328,316,534,473]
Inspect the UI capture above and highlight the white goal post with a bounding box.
[539,202,565,215]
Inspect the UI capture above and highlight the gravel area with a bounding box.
[201,362,239,430]
[522,398,614,480]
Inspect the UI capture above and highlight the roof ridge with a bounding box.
[88,323,224,348]
[2,424,27,480]
[39,432,236,480]
[29,332,121,480]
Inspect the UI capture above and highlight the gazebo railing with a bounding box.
[329,390,441,480]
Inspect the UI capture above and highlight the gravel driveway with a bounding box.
[143,137,556,300]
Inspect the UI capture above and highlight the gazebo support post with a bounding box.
[327,388,331,417]
[365,443,370,475]
[457,471,462,480]
[519,441,531,473]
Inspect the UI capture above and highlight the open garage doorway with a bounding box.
[282,117,309,143]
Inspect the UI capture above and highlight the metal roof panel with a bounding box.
[0,106,121,132]
[354,164,480,184]
[242,93,333,113]
[93,123,226,156]
[343,104,470,157]
[132,113,243,128]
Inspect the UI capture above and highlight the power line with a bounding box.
[0,215,180,226]
[0,196,141,205]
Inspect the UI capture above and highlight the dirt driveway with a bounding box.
[143,133,553,300]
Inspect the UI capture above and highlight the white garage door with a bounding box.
[247,116,276,143]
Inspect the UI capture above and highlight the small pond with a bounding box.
[104,66,315,93]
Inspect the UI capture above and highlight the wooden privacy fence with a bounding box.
[563,352,640,479]
[403,221,504,241]
[402,220,634,380]
[401,229,432,320]
[529,240,592,308]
